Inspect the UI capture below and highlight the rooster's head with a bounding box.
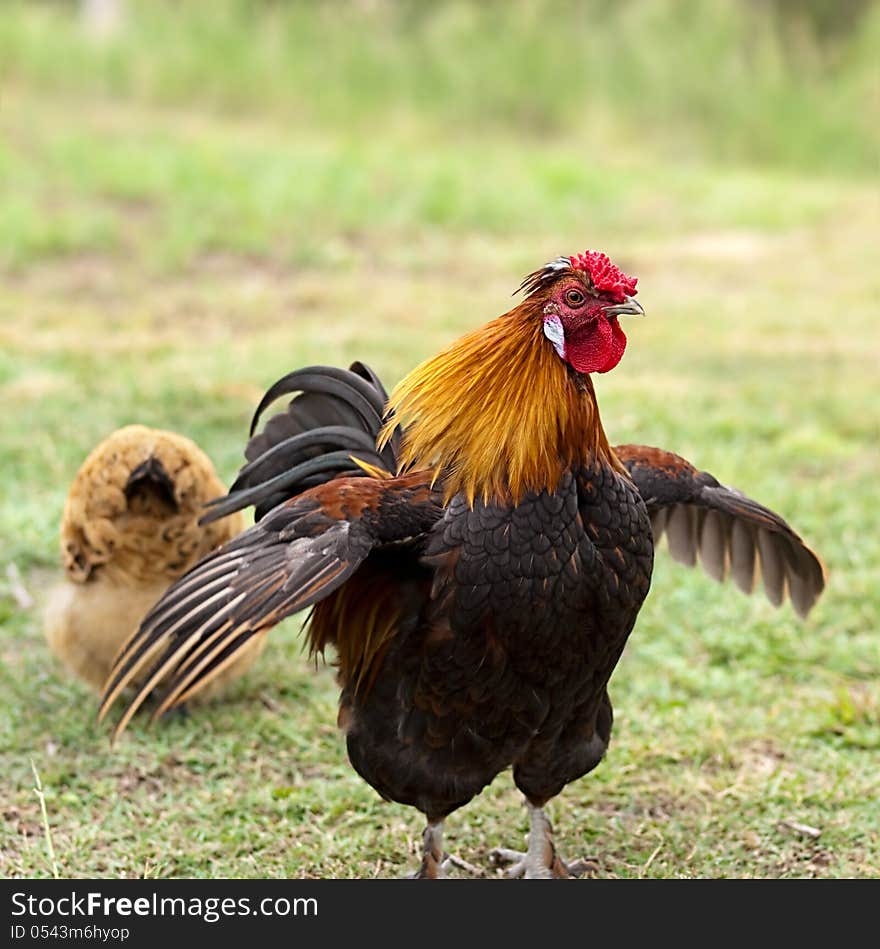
[520,250,643,375]
[383,249,640,502]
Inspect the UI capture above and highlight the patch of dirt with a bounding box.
[3,804,43,839]
[739,738,788,778]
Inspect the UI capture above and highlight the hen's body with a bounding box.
[345,464,652,819]
[45,424,263,694]
[46,577,177,691]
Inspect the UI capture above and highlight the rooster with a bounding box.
[45,424,264,696]
[99,253,824,878]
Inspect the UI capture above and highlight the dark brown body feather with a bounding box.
[341,463,652,818]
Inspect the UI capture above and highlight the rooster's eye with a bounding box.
[564,289,586,307]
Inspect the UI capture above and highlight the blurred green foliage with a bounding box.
[2,0,876,271]
[1,0,877,174]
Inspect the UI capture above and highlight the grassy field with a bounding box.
[1,1,879,879]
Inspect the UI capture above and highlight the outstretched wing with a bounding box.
[615,444,826,617]
[98,471,441,739]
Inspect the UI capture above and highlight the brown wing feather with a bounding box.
[99,472,442,739]
[616,444,826,617]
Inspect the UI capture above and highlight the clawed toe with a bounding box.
[489,847,528,878]
[443,853,486,877]
[566,857,599,878]
[405,851,485,879]
[406,808,597,880]
[405,819,486,878]
[489,803,599,879]
[489,846,597,879]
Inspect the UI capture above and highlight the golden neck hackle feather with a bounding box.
[380,300,625,505]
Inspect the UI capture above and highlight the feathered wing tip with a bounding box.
[98,502,370,741]
[97,545,255,735]
[650,496,827,619]
[616,444,827,618]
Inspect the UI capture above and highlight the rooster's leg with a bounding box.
[411,820,446,879]
[489,801,597,879]
[405,820,483,879]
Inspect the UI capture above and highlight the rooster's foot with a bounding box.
[405,851,484,879]
[489,803,598,879]
[405,820,483,878]
[489,846,596,879]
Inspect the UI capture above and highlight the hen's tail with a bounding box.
[202,361,401,524]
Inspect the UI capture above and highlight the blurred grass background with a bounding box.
[1,0,878,878]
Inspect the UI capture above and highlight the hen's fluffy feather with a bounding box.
[45,424,264,694]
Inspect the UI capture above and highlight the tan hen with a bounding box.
[45,424,264,697]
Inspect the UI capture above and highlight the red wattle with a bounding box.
[565,318,627,374]
[598,318,627,373]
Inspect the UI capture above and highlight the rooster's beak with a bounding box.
[603,295,644,318]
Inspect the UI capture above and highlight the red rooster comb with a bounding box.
[569,251,637,302]
[518,250,638,303]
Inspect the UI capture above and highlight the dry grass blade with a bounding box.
[31,759,60,879]
[6,563,34,610]
[777,819,822,840]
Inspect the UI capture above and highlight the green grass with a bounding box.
[2,0,877,174]
[1,1,879,879]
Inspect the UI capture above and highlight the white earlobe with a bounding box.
[542,312,566,359]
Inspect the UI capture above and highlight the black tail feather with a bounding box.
[248,366,388,439]
[230,427,381,494]
[202,451,369,523]
[204,362,401,525]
